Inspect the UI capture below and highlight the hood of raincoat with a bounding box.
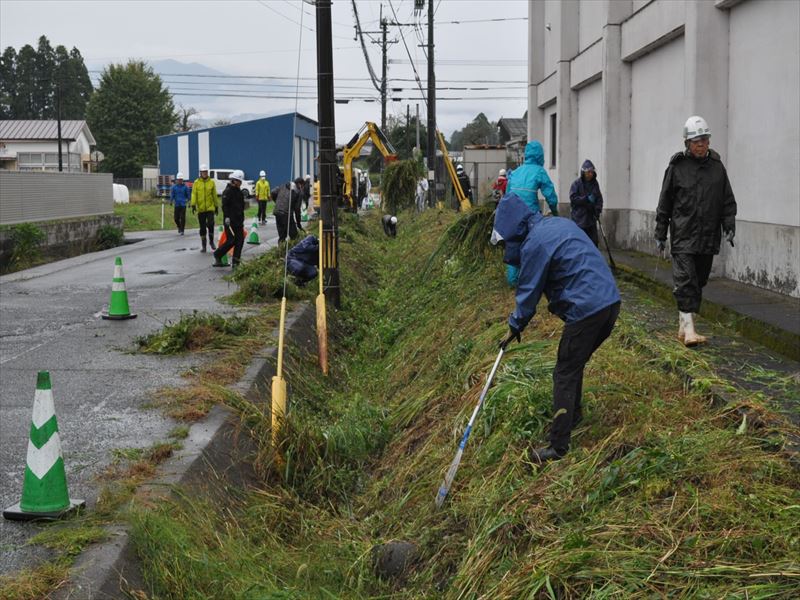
[492,193,542,266]
[524,140,545,167]
[581,159,596,174]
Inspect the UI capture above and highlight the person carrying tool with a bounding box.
[212,170,246,269]
[273,180,303,243]
[382,214,398,237]
[492,193,620,463]
[492,168,508,203]
[191,164,219,253]
[569,159,604,246]
[255,170,271,225]
[504,140,559,286]
[655,115,737,347]
[455,164,472,206]
[287,235,319,287]
[169,172,191,235]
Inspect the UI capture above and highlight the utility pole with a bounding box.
[380,5,388,132]
[316,0,340,308]
[416,103,420,152]
[426,0,436,207]
[406,104,411,155]
[56,81,63,172]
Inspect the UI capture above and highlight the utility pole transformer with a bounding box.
[426,0,436,207]
[316,0,340,308]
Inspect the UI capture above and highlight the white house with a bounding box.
[0,120,98,173]
[526,0,800,297]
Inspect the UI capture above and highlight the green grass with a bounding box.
[116,200,262,232]
[129,210,800,599]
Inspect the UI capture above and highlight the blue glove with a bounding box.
[587,194,596,204]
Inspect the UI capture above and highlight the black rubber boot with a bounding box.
[201,238,207,253]
[209,234,216,250]
[528,446,566,464]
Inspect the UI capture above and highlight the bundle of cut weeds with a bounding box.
[229,236,315,304]
[136,311,255,354]
[426,202,500,274]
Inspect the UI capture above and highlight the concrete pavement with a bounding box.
[0,222,277,576]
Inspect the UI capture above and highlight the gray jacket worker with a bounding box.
[655,115,737,347]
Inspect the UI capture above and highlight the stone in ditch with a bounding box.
[372,540,418,579]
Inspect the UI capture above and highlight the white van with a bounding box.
[207,168,254,198]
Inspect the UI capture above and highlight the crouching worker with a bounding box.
[492,193,621,463]
[287,235,319,287]
[382,214,398,237]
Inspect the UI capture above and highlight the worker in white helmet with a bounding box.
[255,170,271,225]
[492,168,508,203]
[382,214,398,237]
[213,170,246,269]
[169,172,191,235]
[191,164,219,253]
[655,116,737,347]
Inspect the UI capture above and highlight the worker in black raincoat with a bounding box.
[655,115,737,347]
[569,159,603,246]
[213,169,246,269]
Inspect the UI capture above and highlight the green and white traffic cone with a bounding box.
[102,257,137,320]
[3,371,85,521]
[247,223,260,245]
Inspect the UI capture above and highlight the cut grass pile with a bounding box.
[130,209,800,598]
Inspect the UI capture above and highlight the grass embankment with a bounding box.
[130,209,799,598]
[116,198,264,232]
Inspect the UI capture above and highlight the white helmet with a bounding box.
[199,164,208,172]
[229,169,244,182]
[304,173,311,181]
[683,115,711,140]
[259,170,266,177]
[176,172,184,180]
[390,216,397,225]
[499,168,506,177]
[456,164,464,173]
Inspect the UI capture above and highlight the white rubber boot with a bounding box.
[680,311,707,347]
[678,311,685,342]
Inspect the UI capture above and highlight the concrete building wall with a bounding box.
[577,80,602,180]
[629,36,685,213]
[526,0,800,297]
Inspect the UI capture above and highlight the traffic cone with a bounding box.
[3,372,85,521]
[102,257,137,320]
[247,223,260,245]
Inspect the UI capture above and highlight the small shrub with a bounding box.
[95,225,124,250]
[9,222,46,268]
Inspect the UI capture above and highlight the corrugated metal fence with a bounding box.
[0,171,114,225]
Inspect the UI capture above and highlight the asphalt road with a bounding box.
[0,221,278,576]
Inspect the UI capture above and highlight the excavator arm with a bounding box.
[437,130,471,211]
[342,122,397,211]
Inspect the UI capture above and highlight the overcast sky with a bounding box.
[1,0,528,143]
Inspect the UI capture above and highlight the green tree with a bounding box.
[449,112,499,150]
[86,61,176,177]
[0,36,93,119]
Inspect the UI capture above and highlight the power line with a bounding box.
[351,0,382,92]
[388,0,427,107]
[257,0,313,31]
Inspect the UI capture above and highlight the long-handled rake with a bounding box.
[597,215,617,272]
[435,345,506,508]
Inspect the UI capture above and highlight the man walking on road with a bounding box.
[191,164,219,253]
[255,170,271,225]
[492,193,620,463]
[169,172,191,235]
[569,160,603,246]
[655,116,737,347]
[213,170,246,269]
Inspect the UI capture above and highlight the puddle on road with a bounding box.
[142,270,169,275]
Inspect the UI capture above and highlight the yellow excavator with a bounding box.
[437,129,471,212]
[341,122,397,211]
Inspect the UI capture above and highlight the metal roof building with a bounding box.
[0,120,97,172]
[157,113,318,185]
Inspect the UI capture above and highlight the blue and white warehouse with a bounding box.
[157,112,319,184]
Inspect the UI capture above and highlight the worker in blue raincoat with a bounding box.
[492,193,620,463]
[504,140,559,286]
[287,235,319,286]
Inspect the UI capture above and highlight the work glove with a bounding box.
[500,325,521,350]
[587,194,596,204]
[224,217,231,226]
[656,239,666,253]
[725,229,735,247]
[191,205,196,214]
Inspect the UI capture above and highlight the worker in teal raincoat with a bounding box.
[504,140,559,286]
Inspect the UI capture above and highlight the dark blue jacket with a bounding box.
[287,235,319,281]
[493,193,620,328]
[170,183,191,207]
[569,159,603,229]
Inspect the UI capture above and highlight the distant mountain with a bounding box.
[149,59,226,77]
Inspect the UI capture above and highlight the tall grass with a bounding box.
[130,209,800,599]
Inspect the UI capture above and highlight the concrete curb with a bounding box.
[54,302,317,599]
